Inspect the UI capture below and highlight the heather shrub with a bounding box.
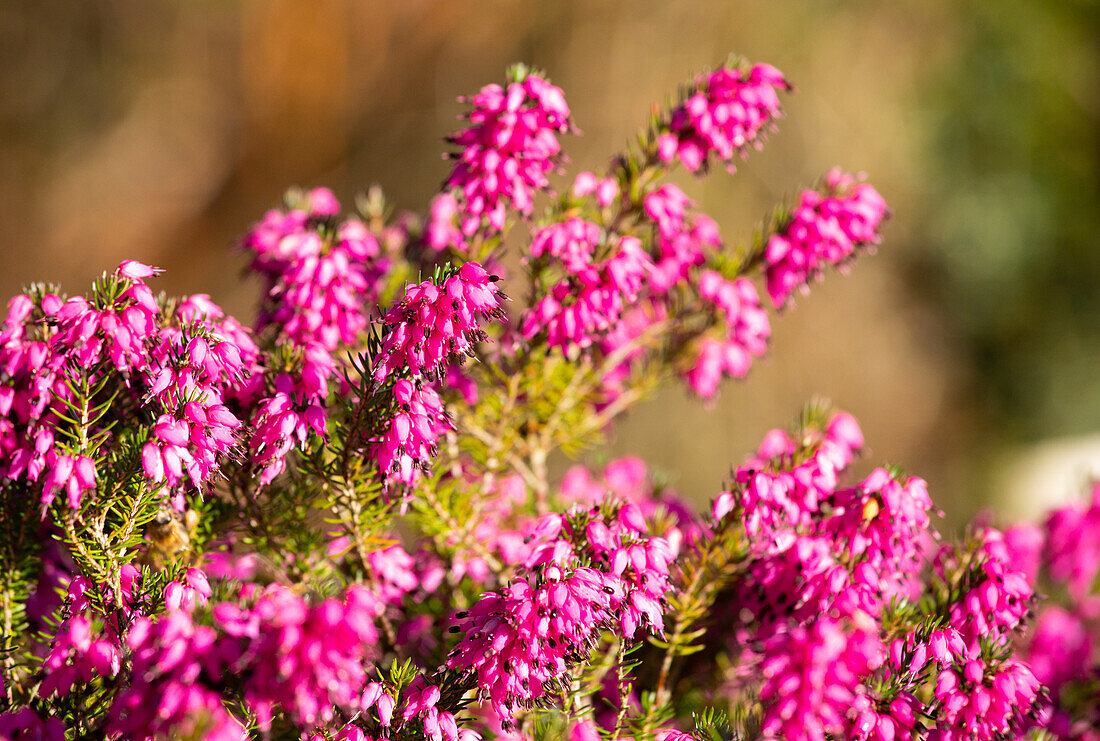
[0,55,1092,741]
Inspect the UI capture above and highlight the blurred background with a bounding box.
[2,0,1097,526]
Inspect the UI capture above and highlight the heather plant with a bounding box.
[0,55,1088,741]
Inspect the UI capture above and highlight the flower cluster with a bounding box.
[425,193,467,253]
[241,189,385,484]
[559,456,701,554]
[397,676,464,741]
[141,304,255,506]
[111,612,245,741]
[826,468,935,601]
[683,270,770,397]
[937,529,1033,651]
[448,564,617,723]
[577,503,674,639]
[1036,482,1100,602]
[758,607,885,739]
[373,263,504,384]
[714,410,864,538]
[1002,483,1100,737]
[0,709,66,741]
[363,542,444,607]
[38,566,143,701]
[710,413,1044,741]
[373,379,451,489]
[371,262,504,488]
[929,656,1042,741]
[643,184,720,294]
[571,171,620,209]
[110,582,384,738]
[763,168,889,306]
[1,53,1082,741]
[243,187,382,350]
[0,262,259,512]
[448,506,672,725]
[521,222,651,352]
[657,62,789,172]
[0,280,124,510]
[247,358,332,486]
[440,70,571,239]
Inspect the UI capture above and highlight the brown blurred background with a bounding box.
[2,0,1097,526]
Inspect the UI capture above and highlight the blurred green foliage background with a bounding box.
[1,0,1097,524]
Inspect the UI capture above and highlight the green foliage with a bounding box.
[0,480,41,702]
[922,0,1100,441]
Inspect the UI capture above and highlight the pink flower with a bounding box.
[758,611,884,741]
[449,504,671,725]
[116,260,165,280]
[764,169,888,306]
[399,677,461,741]
[39,615,123,699]
[425,193,466,252]
[140,315,253,499]
[444,363,479,405]
[571,720,602,741]
[660,62,789,173]
[0,269,178,508]
[444,71,572,236]
[571,171,620,207]
[529,218,601,274]
[682,271,770,397]
[164,568,213,612]
[1026,606,1092,695]
[644,184,720,294]
[1002,522,1044,584]
[110,583,384,737]
[243,188,383,358]
[372,381,451,489]
[738,536,851,637]
[683,272,770,397]
[308,186,340,216]
[373,262,504,383]
[247,357,330,487]
[522,235,651,352]
[1043,484,1100,603]
[447,566,618,724]
[41,453,96,509]
[937,529,1034,653]
[824,469,934,601]
[929,657,1040,740]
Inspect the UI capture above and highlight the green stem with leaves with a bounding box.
[642,520,746,735]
